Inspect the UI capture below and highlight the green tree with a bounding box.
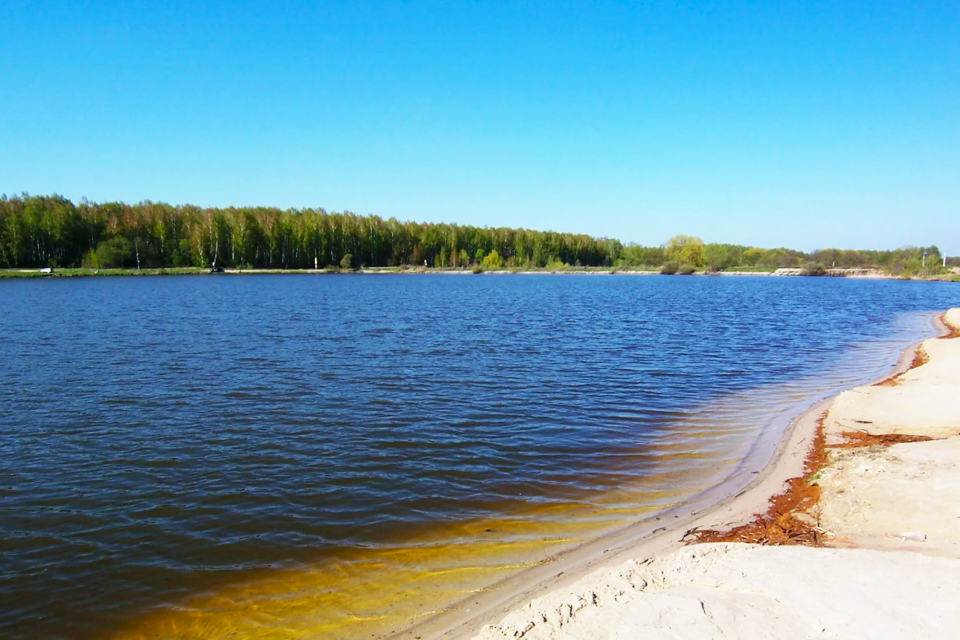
[0,194,944,275]
[340,253,353,270]
[664,235,705,267]
[94,237,133,268]
[743,247,765,266]
[481,249,504,269]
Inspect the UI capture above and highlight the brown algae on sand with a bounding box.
[874,346,929,387]
[690,412,830,547]
[691,313,960,549]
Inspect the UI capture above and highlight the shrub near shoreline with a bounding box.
[660,261,696,275]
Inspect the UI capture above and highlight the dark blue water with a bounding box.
[0,275,956,639]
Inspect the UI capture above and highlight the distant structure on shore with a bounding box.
[772,268,886,278]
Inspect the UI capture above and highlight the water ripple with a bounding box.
[0,275,956,639]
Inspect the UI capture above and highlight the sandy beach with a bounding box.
[400,308,960,640]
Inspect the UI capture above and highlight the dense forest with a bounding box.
[0,194,952,275]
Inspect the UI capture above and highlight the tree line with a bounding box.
[0,194,950,275]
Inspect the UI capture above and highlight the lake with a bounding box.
[1,274,957,639]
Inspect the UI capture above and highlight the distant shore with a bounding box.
[406,309,960,640]
[2,266,958,282]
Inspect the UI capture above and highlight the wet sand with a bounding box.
[411,308,960,640]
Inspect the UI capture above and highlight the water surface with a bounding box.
[0,275,956,639]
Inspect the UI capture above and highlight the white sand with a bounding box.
[469,308,960,640]
[475,544,960,640]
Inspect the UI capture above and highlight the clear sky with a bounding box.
[3,1,958,254]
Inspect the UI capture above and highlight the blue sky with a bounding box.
[3,1,958,253]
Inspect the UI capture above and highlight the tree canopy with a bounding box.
[664,234,706,267]
[0,194,620,270]
[0,194,949,276]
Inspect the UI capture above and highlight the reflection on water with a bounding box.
[0,275,955,640]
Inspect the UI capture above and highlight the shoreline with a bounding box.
[395,310,955,640]
[2,267,958,282]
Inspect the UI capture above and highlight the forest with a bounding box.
[0,194,952,275]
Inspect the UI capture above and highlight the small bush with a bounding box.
[471,265,484,274]
[81,249,99,269]
[660,261,680,275]
[340,254,353,270]
[678,263,696,275]
[801,264,827,276]
[481,250,504,270]
[94,237,133,268]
